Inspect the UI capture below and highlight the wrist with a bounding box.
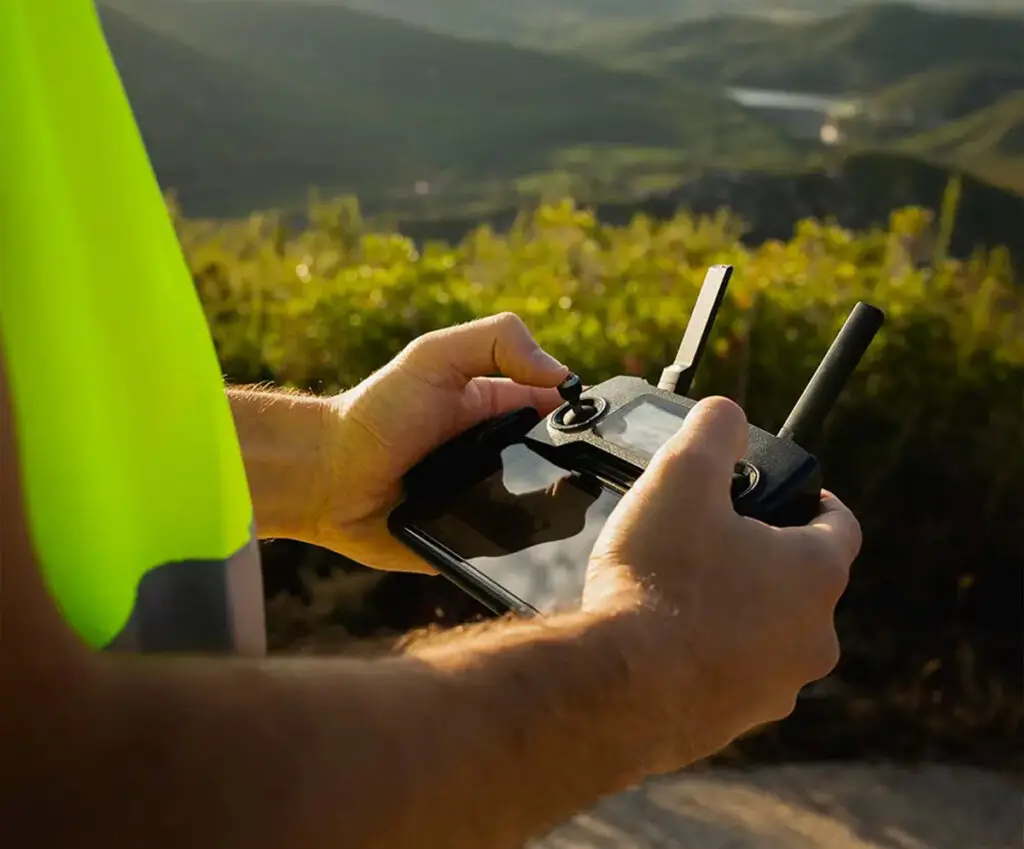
[227,386,331,544]
[584,591,758,771]
[582,606,705,774]
[414,606,697,787]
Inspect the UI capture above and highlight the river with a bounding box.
[726,86,862,118]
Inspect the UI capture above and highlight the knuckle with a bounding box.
[810,629,842,679]
[847,518,864,559]
[489,311,528,336]
[402,326,444,358]
[822,556,854,602]
[803,533,849,576]
[767,690,800,723]
[820,558,852,599]
[799,546,850,604]
[821,494,864,560]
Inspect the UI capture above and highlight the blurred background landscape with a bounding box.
[102,0,1024,226]
[97,0,1021,841]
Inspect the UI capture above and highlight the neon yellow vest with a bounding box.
[0,0,266,654]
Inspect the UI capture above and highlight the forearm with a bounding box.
[226,385,328,544]
[19,611,668,849]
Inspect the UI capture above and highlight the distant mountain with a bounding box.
[566,1,1024,194]
[582,3,1024,95]
[295,1,1024,46]
[329,0,838,44]
[98,0,796,216]
[98,0,1024,221]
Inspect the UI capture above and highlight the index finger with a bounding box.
[786,489,864,575]
[402,313,569,388]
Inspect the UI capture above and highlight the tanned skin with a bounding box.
[1,315,863,849]
[1,350,661,848]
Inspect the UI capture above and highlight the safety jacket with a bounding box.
[0,0,266,654]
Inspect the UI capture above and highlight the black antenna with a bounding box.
[657,264,733,396]
[777,301,885,446]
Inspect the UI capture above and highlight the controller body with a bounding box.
[392,263,881,613]
[402,373,822,529]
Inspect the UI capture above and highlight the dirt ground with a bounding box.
[531,763,1023,849]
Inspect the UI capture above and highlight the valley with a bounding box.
[98,0,1024,243]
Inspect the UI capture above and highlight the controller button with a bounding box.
[731,461,759,500]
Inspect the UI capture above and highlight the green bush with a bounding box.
[175,194,1023,766]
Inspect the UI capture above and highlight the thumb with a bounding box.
[401,312,569,387]
[636,395,750,510]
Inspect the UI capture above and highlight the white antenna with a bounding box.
[657,264,733,396]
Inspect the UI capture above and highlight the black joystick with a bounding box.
[557,372,583,406]
[557,373,601,427]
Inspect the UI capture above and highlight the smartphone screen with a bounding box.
[404,443,623,615]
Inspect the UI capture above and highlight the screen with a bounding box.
[410,443,622,614]
[595,397,687,456]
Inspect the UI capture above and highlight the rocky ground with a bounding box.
[532,763,1023,849]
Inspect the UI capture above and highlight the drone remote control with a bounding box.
[390,265,884,614]
[401,265,884,526]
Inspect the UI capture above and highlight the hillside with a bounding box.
[906,92,1024,159]
[391,152,1024,273]
[99,0,795,216]
[567,3,1024,194]
[97,0,1024,221]
[98,4,405,214]
[868,63,1024,125]
[583,3,1024,95]
[900,93,1024,191]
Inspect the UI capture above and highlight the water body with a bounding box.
[727,87,862,118]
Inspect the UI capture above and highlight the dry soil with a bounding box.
[531,763,1023,849]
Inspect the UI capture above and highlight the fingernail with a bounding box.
[531,348,567,375]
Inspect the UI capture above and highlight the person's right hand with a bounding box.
[583,395,862,775]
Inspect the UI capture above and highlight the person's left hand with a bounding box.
[311,313,570,573]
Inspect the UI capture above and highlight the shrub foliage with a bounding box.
[175,194,1023,766]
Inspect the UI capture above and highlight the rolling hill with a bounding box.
[566,3,1024,193]
[393,151,1024,272]
[900,92,1024,191]
[329,0,846,45]
[868,64,1024,125]
[280,0,1024,47]
[906,92,1024,159]
[98,4,406,214]
[814,64,1024,193]
[580,3,1024,95]
[97,0,1024,220]
[98,0,796,216]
